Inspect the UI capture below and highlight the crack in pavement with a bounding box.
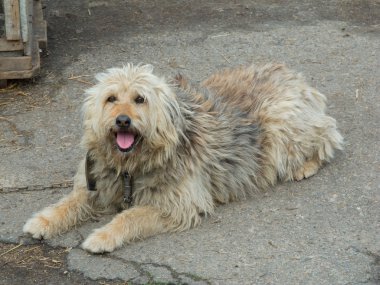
[101,253,211,284]
[346,246,380,284]
[36,236,212,284]
[0,181,73,193]
[134,260,211,285]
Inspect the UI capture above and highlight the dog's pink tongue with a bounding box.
[116,132,134,149]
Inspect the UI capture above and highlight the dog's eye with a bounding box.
[134,95,145,104]
[107,95,117,103]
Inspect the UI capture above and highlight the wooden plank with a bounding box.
[0,42,40,80]
[4,0,21,40]
[19,0,29,43]
[34,20,47,49]
[0,0,45,80]
[0,69,34,80]
[0,38,24,51]
[23,0,33,56]
[0,56,32,71]
[33,0,47,49]
[29,38,40,72]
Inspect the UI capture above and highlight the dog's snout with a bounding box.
[116,115,131,128]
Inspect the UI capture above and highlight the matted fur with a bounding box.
[23,63,343,253]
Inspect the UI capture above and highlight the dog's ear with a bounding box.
[94,71,110,83]
[173,73,190,90]
[140,64,154,73]
[145,85,183,149]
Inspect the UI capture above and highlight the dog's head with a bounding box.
[82,64,183,166]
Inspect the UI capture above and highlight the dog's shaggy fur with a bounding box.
[23,63,343,253]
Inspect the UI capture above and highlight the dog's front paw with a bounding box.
[82,229,123,253]
[23,215,55,239]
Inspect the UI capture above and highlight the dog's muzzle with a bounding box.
[113,115,140,153]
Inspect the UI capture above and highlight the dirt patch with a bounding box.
[0,243,125,285]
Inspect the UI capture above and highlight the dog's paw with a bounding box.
[82,229,123,253]
[23,215,54,239]
[294,160,320,181]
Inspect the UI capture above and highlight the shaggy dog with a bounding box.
[23,63,343,253]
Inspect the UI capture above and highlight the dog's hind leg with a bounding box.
[82,206,173,253]
[293,155,322,181]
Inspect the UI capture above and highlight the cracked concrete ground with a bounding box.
[1,0,379,284]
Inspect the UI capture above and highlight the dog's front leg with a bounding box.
[82,206,170,253]
[23,160,93,239]
[23,186,92,239]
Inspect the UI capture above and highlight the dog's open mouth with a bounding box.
[115,131,140,152]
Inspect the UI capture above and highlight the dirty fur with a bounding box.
[23,63,343,253]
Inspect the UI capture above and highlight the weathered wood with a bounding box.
[0,0,46,80]
[0,43,39,79]
[34,20,47,49]
[0,39,24,51]
[33,0,47,49]
[0,56,32,71]
[19,0,29,43]
[4,0,21,40]
[29,39,40,73]
[22,0,33,55]
[0,69,34,80]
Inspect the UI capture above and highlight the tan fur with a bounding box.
[23,63,343,253]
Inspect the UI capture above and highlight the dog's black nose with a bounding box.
[116,115,131,128]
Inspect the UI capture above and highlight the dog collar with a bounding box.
[85,152,97,191]
[122,172,133,206]
[85,152,133,206]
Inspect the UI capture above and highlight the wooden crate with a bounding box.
[0,0,47,85]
